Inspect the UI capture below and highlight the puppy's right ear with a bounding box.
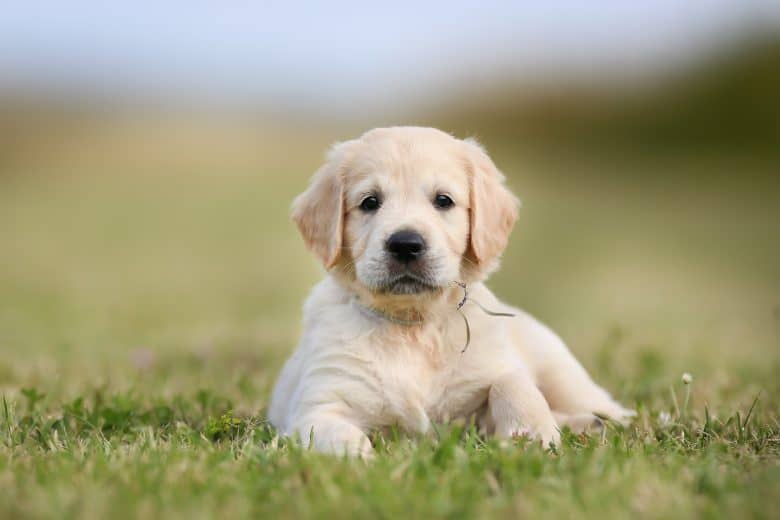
[291,141,354,269]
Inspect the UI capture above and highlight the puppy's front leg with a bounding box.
[293,410,373,458]
[488,371,560,447]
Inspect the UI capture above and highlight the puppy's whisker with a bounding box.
[451,281,516,353]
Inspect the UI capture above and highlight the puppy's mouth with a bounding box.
[377,273,440,295]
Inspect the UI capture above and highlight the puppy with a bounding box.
[269,127,634,456]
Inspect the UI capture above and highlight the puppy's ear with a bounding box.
[463,138,519,271]
[291,141,354,268]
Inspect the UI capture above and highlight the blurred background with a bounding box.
[1,2,778,408]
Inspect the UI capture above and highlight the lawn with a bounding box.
[1,136,778,518]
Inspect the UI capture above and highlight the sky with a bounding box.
[1,1,778,114]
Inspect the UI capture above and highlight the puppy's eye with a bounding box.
[433,194,454,209]
[359,195,381,212]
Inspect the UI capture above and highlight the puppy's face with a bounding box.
[342,133,470,295]
[293,127,518,300]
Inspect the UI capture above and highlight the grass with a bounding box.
[0,385,777,518]
[1,136,778,518]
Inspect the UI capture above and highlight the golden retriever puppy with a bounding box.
[269,127,634,456]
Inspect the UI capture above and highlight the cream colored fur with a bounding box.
[269,127,635,457]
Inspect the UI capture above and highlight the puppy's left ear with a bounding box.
[291,141,355,269]
[463,138,519,271]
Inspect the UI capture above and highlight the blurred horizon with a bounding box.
[2,2,780,116]
[2,29,778,174]
[3,3,780,167]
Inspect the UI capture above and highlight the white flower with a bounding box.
[682,372,693,385]
[658,411,672,425]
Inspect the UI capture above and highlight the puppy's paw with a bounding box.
[318,433,374,459]
[296,417,374,458]
[553,412,604,433]
[594,404,637,427]
[499,422,560,448]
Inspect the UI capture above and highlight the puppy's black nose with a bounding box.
[386,230,426,264]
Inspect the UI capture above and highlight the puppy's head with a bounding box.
[292,127,518,299]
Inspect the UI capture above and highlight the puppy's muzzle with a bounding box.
[385,230,426,265]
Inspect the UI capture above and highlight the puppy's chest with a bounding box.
[368,328,487,431]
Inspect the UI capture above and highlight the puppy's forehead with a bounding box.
[346,128,468,188]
